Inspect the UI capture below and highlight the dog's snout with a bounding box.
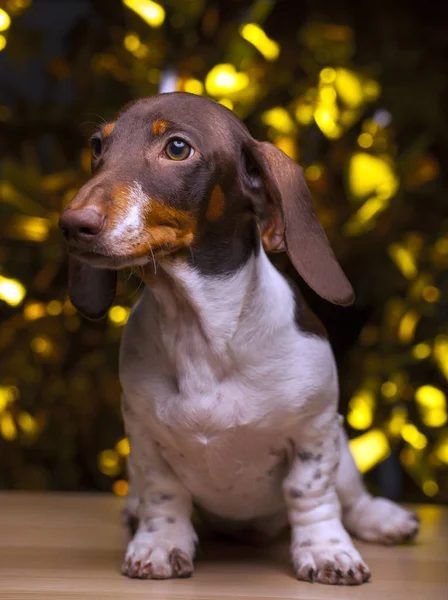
[59,207,105,243]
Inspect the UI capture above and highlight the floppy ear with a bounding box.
[246,141,354,306]
[68,257,117,320]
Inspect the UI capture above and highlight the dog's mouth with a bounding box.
[67,245,176,270]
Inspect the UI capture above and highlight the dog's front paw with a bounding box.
[292,542,370,585]
[343,497,419,545]
[122,537,194,579]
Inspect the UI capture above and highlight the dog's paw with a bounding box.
[343,497,419,545]
[122,538,194,579]
[292,543,371,585]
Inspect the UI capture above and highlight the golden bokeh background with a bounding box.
[0,0,447,502]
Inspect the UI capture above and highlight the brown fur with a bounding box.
[205,185,226,221]
[102,122,115,137]
[152,119,169,136]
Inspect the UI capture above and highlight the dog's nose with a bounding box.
[59,207,105,243]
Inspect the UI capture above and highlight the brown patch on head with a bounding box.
[206,185,225,221]
[152,119,169,136]
[102,122,115,137]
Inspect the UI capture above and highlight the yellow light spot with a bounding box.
[319,85,337,103]
[116,437,131,457]
[347,390,375,431]
[295,103,314,125]
[381,381,397,398]
[415,385,446,409]
[422,480,438,497]
[205,64,249,96]
[388,407,407,437]
[435,438,448,464]
[124,33,141,52]
[18,411,38,435]
[240,23,280,61]
[349,429,390,473]
[388,244,417,279]
[314,106,342,139]
[98,449,120,477]
[113,479,129,497]
[31,336,53,358]
[421,408,447,428]
[402,423,427,450]
[319,67,336,83]
[1,412,17,440]
[344,196,390,235]
[46,300,63,316]
[412,342,431,360]
[108,306,130,326]
[363,79,381,101]
[24,302,46,321]
[305,164,323,182]
[134,43,149,59]
[261,107,295,134]
[0,35,6,51]
[183,78,203,95]
[348,153,399,200]
[0,9,11,32]
[0,275,26,306]
[335,69,364,108]
[434,336,448,381]
[123,0,165,28]
[398,310,420,344]
[10,0,32,12]
[0,386,18,412]
[422,285,440,303]
[218,98,233,110]
[358,133,373,148]
[9,216,50,242]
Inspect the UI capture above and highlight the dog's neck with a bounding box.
[138,246,294,394]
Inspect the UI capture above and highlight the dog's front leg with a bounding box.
[283,413,370,586]
[121,404,197,579]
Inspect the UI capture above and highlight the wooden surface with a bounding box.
[0,493,446,599]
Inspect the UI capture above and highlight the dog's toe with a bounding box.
[122,538,194,580]
[292,545,370,586]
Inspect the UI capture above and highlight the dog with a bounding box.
[59,92,419,585]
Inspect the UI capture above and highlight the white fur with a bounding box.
[110,181,148,240]
[119,247,418,583]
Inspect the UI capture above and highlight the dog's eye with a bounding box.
[91,136,103,159]
[165,139,194,161]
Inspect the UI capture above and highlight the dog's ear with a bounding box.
[243,141,354,306]
[68,257,117,319]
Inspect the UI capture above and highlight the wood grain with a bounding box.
[0,493,446,599]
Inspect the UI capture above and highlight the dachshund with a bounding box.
[59,92,419,585]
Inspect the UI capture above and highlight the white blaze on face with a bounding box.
[110,181,150,239]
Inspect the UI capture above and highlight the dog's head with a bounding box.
[59,92,354,319]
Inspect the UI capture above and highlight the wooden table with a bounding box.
[0,493,446,599]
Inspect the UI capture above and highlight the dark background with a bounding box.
[0,0,447,503]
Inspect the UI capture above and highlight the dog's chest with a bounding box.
[120,259,336,516]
